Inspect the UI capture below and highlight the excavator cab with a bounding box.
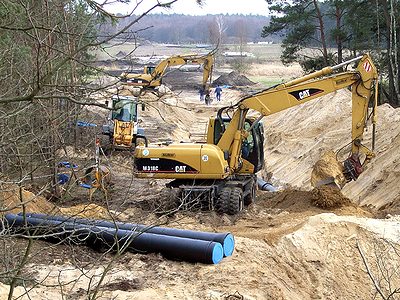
[207,117,265,173]
[145,66,156,75]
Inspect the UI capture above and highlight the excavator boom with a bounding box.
[220,54,378,175]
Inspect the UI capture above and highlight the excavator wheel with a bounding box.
[243,180,256,205]
[215,187,230,214]
[228,187,243,215]
[215,186,243,215]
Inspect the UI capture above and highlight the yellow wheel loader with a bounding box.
[102,95,147,151]
[133,54,379,215]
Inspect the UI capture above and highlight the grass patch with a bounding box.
[247,76,283,87]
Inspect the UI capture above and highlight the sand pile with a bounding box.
[258,187,352,212]
[0,183,59,215]
[262,89,400,210]
[138,92,198,143]
[60,203,112,219]
[0,182,111,219]
[212,71,255,87]
[311,186,351,208]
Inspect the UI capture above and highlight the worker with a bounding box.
[215,85,222,101]
[199,88,205,101]
[205,90,211,105]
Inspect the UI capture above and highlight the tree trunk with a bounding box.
[379,0,400,106]
[335,4,343,64]
[313,0,329,65]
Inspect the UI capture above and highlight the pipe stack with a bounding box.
[4,213,235,265]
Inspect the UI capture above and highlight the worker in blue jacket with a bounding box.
[215,85,222,101]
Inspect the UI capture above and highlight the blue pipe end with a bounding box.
[223,234,235,257]
[211,242,224,264]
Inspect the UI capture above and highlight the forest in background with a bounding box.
[98,14,274,44]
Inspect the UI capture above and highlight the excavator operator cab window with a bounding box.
[251,121,265,172]
[146,66,156,75]
[242,122,254,159]
[241,121,264,173]
[213,119,226,145]
[213,118,265,173]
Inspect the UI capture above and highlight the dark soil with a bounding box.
[257,187,352,212]
[212,71,255,87]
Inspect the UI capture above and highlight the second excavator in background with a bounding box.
[120,51,215,98]
[103,51,214,152]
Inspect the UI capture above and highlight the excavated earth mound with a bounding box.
[311,186,351,209]
[0,182,59,216]
[0,181,111,220]
[257,187,353,212]
[60,203,113,219]
[212,71,255,86]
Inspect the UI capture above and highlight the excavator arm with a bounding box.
[152,53,214,87]
[217,54,378,185]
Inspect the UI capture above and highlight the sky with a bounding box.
[103,0,270,16]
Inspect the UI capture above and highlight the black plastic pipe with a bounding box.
[257,177,277,192]
[5,213,224,264]
[19,212,235,257]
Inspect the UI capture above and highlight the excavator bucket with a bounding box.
[311,150,347,190]
[313,176,341,189]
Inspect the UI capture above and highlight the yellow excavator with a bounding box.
[120,52,215,96]
[133,54,378,214]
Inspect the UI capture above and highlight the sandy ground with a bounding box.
[1,61,400,299]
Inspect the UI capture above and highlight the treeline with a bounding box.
[263,0,400,107]
[99,14,275,44]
